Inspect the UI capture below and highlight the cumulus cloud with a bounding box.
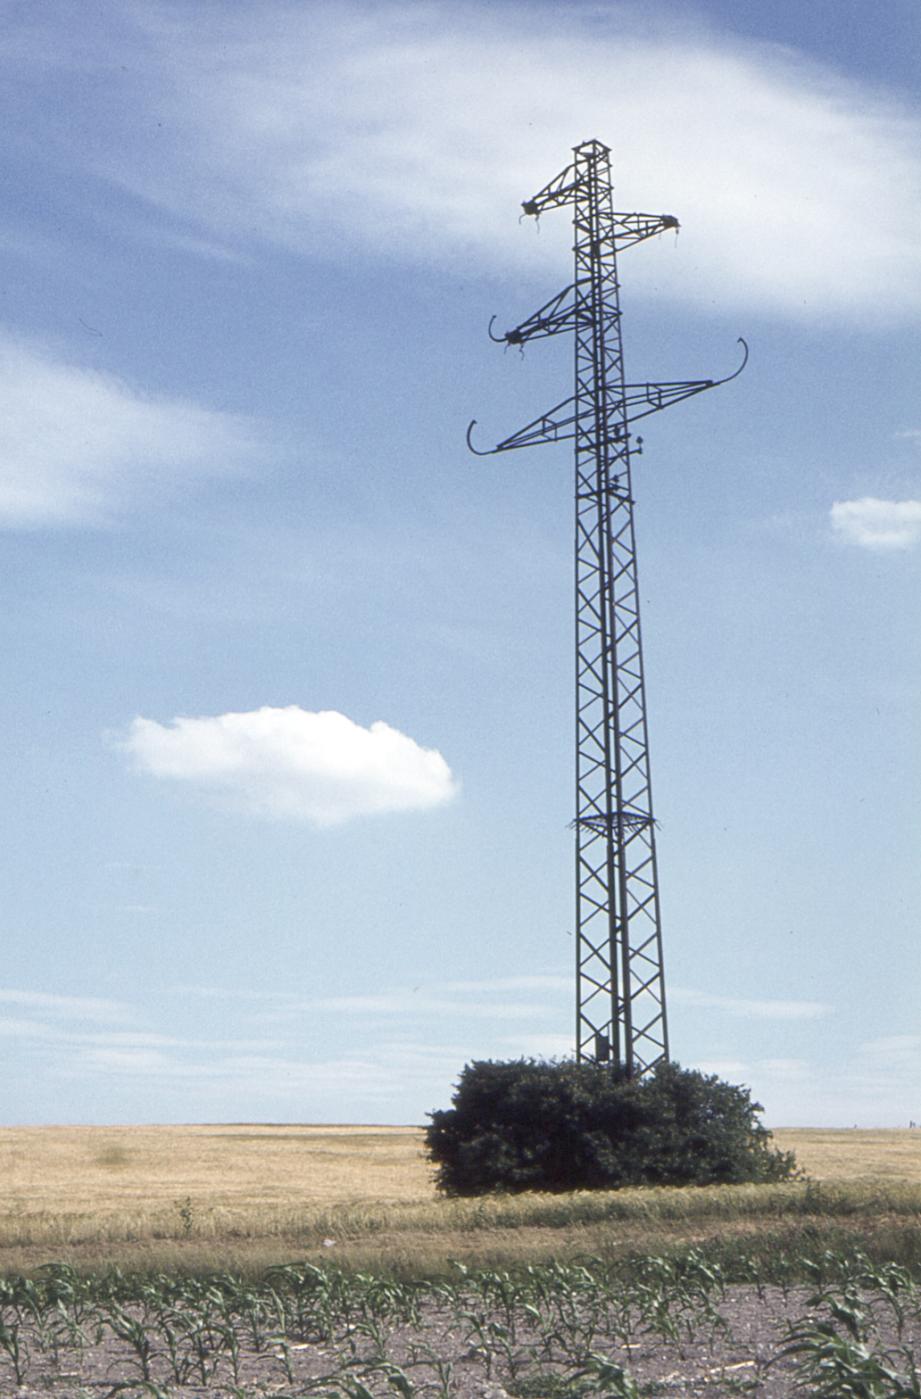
[17,1,918,322]
[0,331,267,527]
[118,705,458,825]
[830,497,921,550]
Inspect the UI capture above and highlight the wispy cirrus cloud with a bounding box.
[8,979,913,1126]
[0,331,268,528]
[689,1036,920,1126]
[53,1034,476,1117]
[311,994,549,1022]
[176,979,827,1040]
[830,497,921,551]
[672,987,830,1020]
[860,1034,921,1058]
[0,1017,65,1041]
[118,705,458,825]
[436,975,569,995]
[176,974,568,1008]
[173,976,567,1026]
[0,988,131,1023]
[10,2,919,322]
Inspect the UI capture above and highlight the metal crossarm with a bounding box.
[608,212,680,249]
[489,287,579,345]
[467,353,745,457]
[468,139,746,1076]
[520,160,581,217]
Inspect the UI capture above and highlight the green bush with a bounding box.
[426,1058,798,1196]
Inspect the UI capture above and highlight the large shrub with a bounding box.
[425,1058,797,1195]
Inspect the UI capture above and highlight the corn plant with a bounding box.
[102,1305,157,1383]
[0,1314,29,1385]
[782,1316,921,1398]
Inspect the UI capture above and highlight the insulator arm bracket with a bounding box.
[466,339,748,456]
[612,212,680,248]
[489,284,578,346]
[521,162,580,217]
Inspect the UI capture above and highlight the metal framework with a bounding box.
[468,139,745,1075]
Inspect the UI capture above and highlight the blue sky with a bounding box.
[1,0,919,1128]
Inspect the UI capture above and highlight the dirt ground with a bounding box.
[5,1283,920,1398]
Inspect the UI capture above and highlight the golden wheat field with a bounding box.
[1,1123,920,1276]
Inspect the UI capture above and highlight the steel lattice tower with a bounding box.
[469,139,745,1075]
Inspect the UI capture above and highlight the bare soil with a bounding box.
[6,1283,921,1398]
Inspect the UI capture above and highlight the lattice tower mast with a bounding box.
[468,139,745,1075]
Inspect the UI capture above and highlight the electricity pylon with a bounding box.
[468,139,746,1075]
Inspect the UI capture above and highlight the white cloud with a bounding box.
[501,1032,576,1060]
[436,975,570,995]
[0,331,267,527]
[313,993,549,1021]
[118,705,458,825]
[672,987,829,1019]
[0,1016,63,1041]
[40,2,921,323]
[0,988,131,1022]
[57,1038,464,1113]
[760,1058,811,1079]
[860,1034,921,1057]
[172,985,289,1003]
[693,1058,749,1079]
[692,1044,920,1127]
[7,977,910,1126]
[830,497,921,550]
[173,978,562,1023]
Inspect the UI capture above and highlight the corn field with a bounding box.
[1,1248,919,1397]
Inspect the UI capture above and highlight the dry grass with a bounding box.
[1,1123,920,1276]
[772,1128,921,1184]
[1,1123,431,1216]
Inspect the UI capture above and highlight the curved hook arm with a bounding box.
[487,315,506,344]
[465,419,495,456]
[720,336,749,385]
